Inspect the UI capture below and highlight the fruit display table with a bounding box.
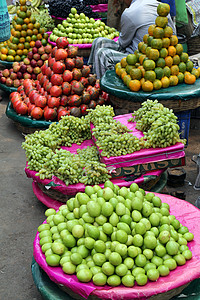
[33,194,200,300]
[100,70,200,113]
[31,257,200,300]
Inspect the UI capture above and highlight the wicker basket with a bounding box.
[110,94,200,114]
[58,282,190,300]
[37,183,70,203]
[187,35,200,56]
[13,121,46,135]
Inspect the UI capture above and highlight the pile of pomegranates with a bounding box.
[9,37,109,121]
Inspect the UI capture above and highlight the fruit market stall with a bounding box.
[32,186,200,300]
[99,2,200,144]
[22,102,186,208]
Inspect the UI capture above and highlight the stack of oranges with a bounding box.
[0,0,48,62]
[115,2,200,92]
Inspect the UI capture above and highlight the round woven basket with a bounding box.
[13,121,46,135]
[110,94,200,114]
[58,282,190,300]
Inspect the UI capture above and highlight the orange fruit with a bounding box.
[197,67,200,77]
[126,54,137,65]
[153,79,162,90]
[21,30,27,37]
[186,60,194,72]
[147,35,154,46]
[171,65,179,75]
[162,38,170,48]
[27,29,33,36]
[32,28,38,35]
[7,55,14,62]
[191,68,199,79]
[30,41,35,48]
[160,48,168,58]
[30,16,36,24]
[0,54,7,60]
[138,65,145,77]
[140,77,145,86]
[14,55,22,61]
[178,62,186,73]
[139,54,147,65]
[163,66,171,77]
[146,46,151,57]
[164,26,173,38]
[123,74,131,86]
[170,35,178,46]
[157,3,170,17]
[130,68,142,80]
[156,57,165,68]
[23,48,28,55]
[143,34,149,44]
[148,48,159,61]
[31,35,37,41]
[14,31,21,38]
[20,0,26,5]
[39,28,45,35]
[161,76,170,88]
[34,23,41,29]
[155,67,164,79]
[168,45,176,57]
[121,57,127,68]
[11,28,15,35]
[126,64,134,74]
[20,5,27,12]
[175,44,183,56]
[1,47,8,54]
[155,16,168,28]
[8,49,16,56]
[153,27,164,39]
[151,38,162,50]
[180,52,189,63]
[121,70,127,80]
[18,43,24,50]
[177,72,184,83]
[169,75,178,86]
[143,59,156,71]
[25,36,31,42]
[37,34,42,40]
[115,65,122,76]
[19,37,25,43]
[165,56,173,67]
[148,25,156,36]
[16,49,23,56]
[141,43,147,54]
[184,72,196,84]
[144,70,156,82]
[24,18,30,24]
[129,79,141,92]
[142,80,154,92]
[9,43,18,50]
[27,23,34,30]
[21,24,27,31]
[173,55,180,65]
[26,10,31,18]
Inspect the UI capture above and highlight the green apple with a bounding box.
[71,7,77,14]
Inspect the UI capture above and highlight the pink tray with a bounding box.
[48,35,119,48]
[33,193,200,299]
[90,113,185,170]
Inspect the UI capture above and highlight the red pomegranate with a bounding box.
[63,70,73,82]
[50,85,62,97]
[51,46,58,58]
[72,68,82,81]
[80,104,88,116]
[51,74,63,86]
[55,49,68,61]
[71,81,84,95]
[31,107,43,119]
[44,107,57,121]
[65,58,75,70]
[60,95,68,106]
[52,61,66,74]
[28,103,36,115]
[89,87,100,100]
[35,95,47,108]
[79,77,89,87]
[15,101,28,115]
[68,94,82,107]
[62,82,71,95]
[81,65,91,77]
[47,97,60,108]
[56,37,69,49]
[75,57,84,69]
[58,109,70,120]
[82,91,91,104]
[68,45,78,58]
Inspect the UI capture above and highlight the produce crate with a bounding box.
[175,110,191,145]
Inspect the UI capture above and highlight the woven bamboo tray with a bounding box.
[59,282,190,300]
[110,94,200,114]
[13,121,46,134]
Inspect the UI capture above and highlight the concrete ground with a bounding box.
[0,88,200,299]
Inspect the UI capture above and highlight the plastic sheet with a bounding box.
[33,193,200,300]
[100,70,200,102]
[48,36,119,48]
[90,113,185,169]
[31,257,200,300]
[6,101,52,129]
[90,4,108,12]
[0,82,17,93]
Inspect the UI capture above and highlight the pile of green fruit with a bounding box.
[38,181,194,287]
[49,7,119,45]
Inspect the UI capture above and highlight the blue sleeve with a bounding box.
[161,0,176,17]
